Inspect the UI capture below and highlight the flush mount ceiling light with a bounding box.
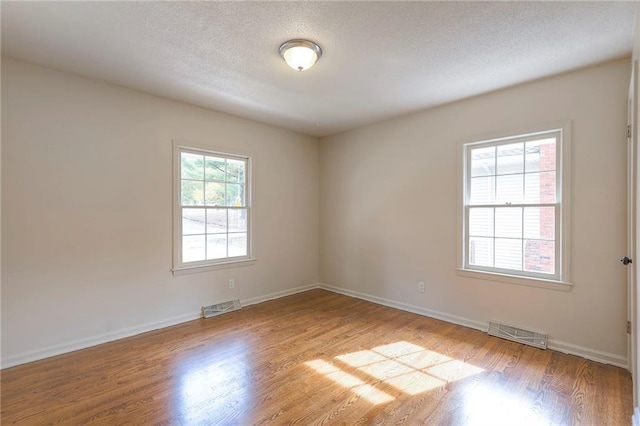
[279,39,322,71]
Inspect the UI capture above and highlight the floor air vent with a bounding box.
[202,299,242,319]
[488,321,548,349]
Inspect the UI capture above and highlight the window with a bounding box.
[460,126,570,286]
[173,143,252,274]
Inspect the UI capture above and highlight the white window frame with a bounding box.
[457,122,572,291]
[172,140,255,275]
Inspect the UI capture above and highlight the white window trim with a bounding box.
[456,121,572,290]
[172,140,256,276]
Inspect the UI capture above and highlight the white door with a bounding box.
[627,59,638,407]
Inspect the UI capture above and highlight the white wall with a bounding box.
[320,58,631,365]
[1,57,320,367]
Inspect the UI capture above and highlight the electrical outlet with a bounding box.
[228,278,235,289]
[418,281,425,293]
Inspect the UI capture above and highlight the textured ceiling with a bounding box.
[1,1,636,137]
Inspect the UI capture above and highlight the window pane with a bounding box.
[471,146,496,177]
[540,172,556,203]
[464,131,561,279]
[229,209,247,232]
[207,235,227,259]
[524,172,540,203]
[524,240,555,274]
[525,172,555,203]
[524,144,541,173]
[229,233,247,257]
[227,159,246,183]
[182,208,205,235]
[183,235,206,263]
[181,153,204,180]
[470,177,495,204]
[226,184,245,207]
[469,208,494,237]
[205,156,226,181]
[496,143,524,175]
[469,237,494,267]
[205,182,225,206]
[178,148,250,268]
[495,207,522,238]
[495,238,522,270]
[525,138,556,173]
[524,207,555,240]
[496,175,523,204]
[207,208,227,233]
[182,180,204,206]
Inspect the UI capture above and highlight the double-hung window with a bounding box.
[461,126,570,286]
[173,143,252,274]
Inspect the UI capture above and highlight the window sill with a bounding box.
[455,268,572,292]
[172,258,257,276]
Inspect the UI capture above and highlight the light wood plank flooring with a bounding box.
[1,289,633,425]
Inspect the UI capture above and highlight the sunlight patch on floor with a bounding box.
[306,340,485,402]
[428,359,484,382]
[305,359,395,404]
[336,349,387,367]
[462,382,552,426]
[178,356,252,418]
[373,341,426,358]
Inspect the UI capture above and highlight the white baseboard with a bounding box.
[547,339,628,369]
[317,284,628,369]
[1,283,319,369]
[633,407,640,426]
[1,311,201,369]
[240,283,318,307]
[318,284,486,332]
[3,282,628,370]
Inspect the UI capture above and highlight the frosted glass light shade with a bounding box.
[283,46,318,71]
[279,39,322,71]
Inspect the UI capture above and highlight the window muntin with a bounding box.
[175,146,251,270]
[464,130,562,281]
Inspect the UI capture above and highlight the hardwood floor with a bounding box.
[1,289,633,425]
